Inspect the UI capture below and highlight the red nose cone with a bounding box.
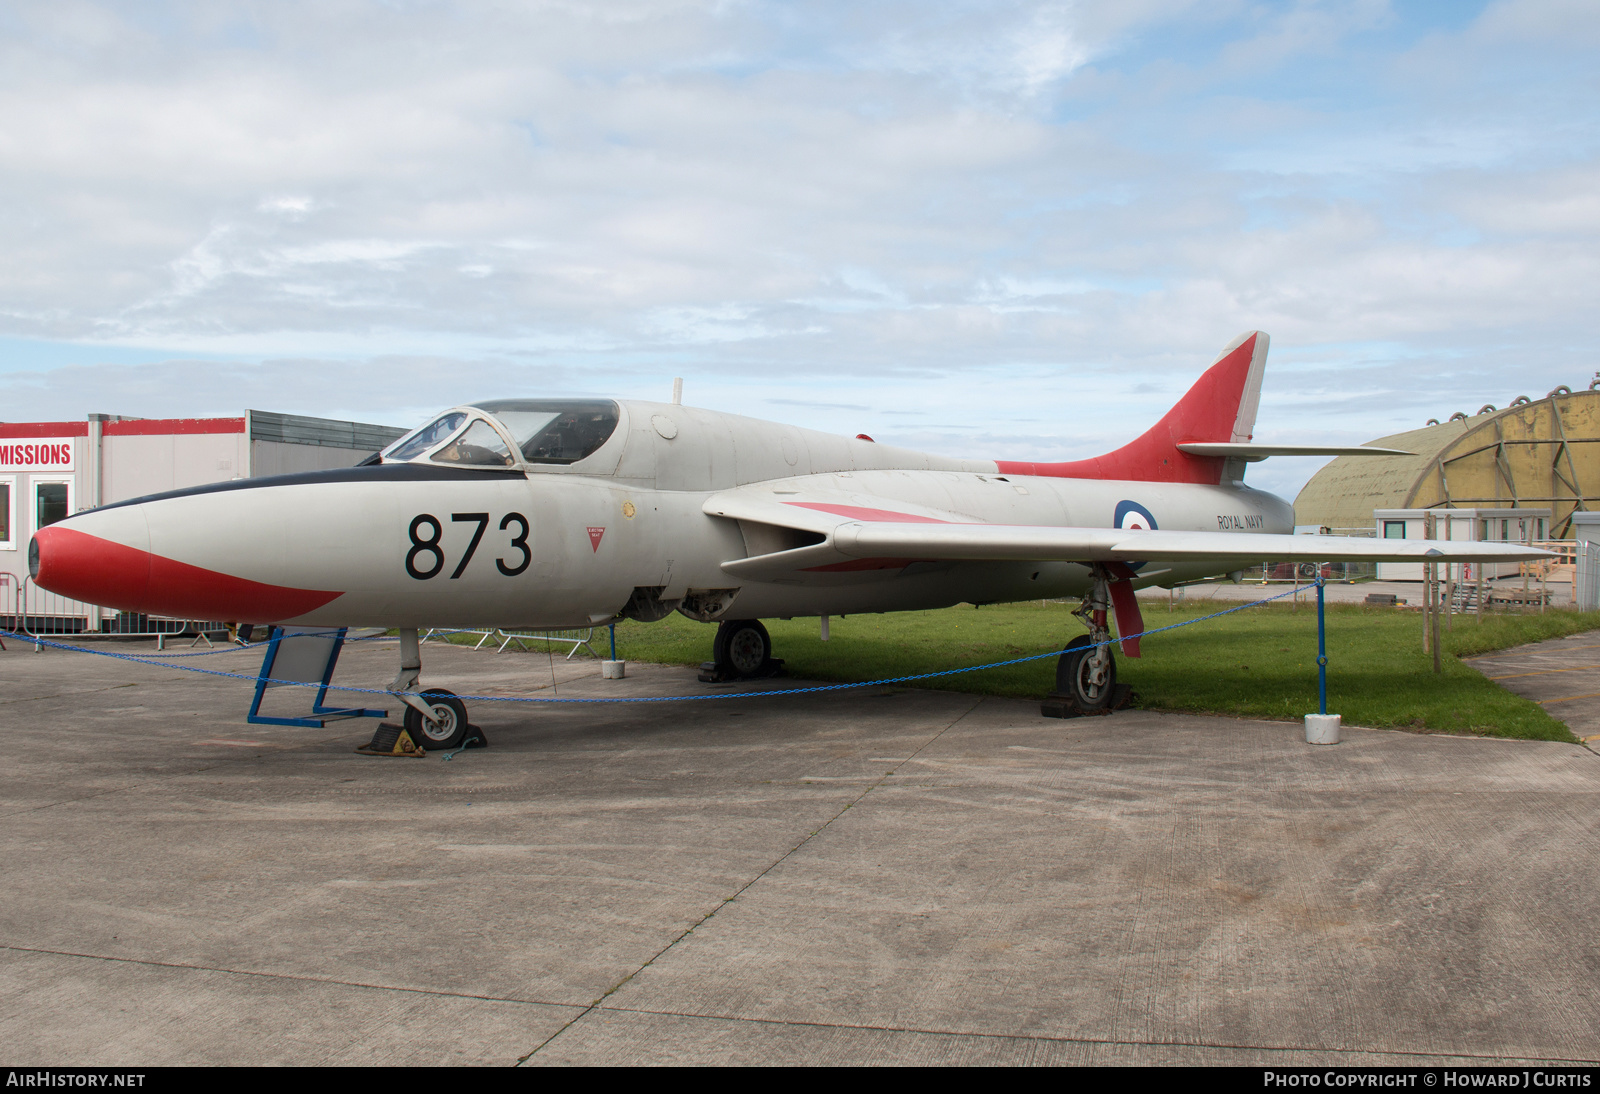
[31,525,151,608]
[31,524,342,622]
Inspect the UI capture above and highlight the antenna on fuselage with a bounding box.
[672,377,683,405]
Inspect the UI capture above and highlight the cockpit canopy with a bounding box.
[381,399,620,468]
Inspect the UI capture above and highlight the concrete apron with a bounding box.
[1466,631,1600,745]
[1,638,1597,1066]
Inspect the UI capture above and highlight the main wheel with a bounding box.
[713,619,772,679]
[403,688,469,750]
[1055,635,1116,711]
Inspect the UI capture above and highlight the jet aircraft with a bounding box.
[30,332,1548,747]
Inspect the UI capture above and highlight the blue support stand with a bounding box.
[246,626,388,727]
[609,623,617,661]
[1317,574,1328,716]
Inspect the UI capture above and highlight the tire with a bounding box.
[403,688,469,750]
[1055,635,1116,711]
[714,619,771,678]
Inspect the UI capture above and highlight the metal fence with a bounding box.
[422,626,599,659]
[0,576,227,648]
[1235,560,1378,584]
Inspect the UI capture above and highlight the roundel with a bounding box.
[1114,500,1157,532]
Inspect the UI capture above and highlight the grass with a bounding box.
[599,599,1600,743]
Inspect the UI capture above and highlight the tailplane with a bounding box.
[996,331,1269,485]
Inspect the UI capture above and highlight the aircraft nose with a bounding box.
[29,519,153,609]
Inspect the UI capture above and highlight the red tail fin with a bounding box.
[997,331,1269,485]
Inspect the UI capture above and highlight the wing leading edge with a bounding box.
[721,522,1552,581]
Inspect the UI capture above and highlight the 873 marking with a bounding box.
[406,512,530,580]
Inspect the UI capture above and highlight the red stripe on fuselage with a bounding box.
[786,502,953,523]
[32,526,343,622]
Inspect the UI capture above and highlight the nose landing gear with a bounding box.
[376,628,483,751]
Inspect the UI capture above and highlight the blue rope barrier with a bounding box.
[2,585,1308,705]
[0,585,1305,703]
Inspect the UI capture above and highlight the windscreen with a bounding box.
[472,400,619,465]
[384,411,468,462]
[430,419,516,467]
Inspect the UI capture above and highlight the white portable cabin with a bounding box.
[1572,512,1600,611]
[1373,507,1551,582]
[1,410,405,631]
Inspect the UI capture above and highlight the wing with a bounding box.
[706,488,1552,581]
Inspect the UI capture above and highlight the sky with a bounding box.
[1,0,1596,501]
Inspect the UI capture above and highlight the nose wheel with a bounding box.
[403,688,469,750]
[380,629,485,752]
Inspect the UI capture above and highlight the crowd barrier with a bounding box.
[0,576,228,649]
[421,626,598,659]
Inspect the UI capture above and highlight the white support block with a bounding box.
[1304,713,1342,745]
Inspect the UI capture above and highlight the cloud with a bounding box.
[0,0,1594,505]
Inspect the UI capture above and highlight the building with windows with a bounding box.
[1371,506,1550,582]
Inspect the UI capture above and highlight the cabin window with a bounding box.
[473,400,620,465]
[384,412,468,462]
[0,478,12,549]
[1383,520,1406,539]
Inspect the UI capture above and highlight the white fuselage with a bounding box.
[44,400,1293,629]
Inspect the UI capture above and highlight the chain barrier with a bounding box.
[0,585,1307,705]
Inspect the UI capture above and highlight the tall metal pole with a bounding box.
[1317,573,1327,716]
[1440,582,1452,674]
[1427,508,1440,652]
[1444,514,1454,633]
[1428,518,1443,674]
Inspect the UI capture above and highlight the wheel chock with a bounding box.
[696,658,786,683]
[356,723,426,757]
[1040,683,1136,719]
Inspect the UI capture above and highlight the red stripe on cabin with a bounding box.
[103,418,246,436]
[0,422,88,438]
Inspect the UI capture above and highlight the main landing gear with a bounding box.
[379,628,484,751]
[699,618,785,682]
[1042,565,1135,719]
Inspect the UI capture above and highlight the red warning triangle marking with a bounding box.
[587,526,605,552]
